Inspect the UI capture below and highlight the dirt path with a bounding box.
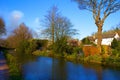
[0,51,9,80]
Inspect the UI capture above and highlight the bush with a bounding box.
[101,45,111,55]
[53,37,68,56]
[32,50,46,56]
[82,37,91,44]
[111,39,120,56]
[83,45,99,57]
[65,53,77,61]
[111,38,118,49]
[6,53,22,80]
[84,54,102,63]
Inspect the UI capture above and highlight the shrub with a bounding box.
[32,50,46,56]
[111,39,120,56]
[111,38,118,49]
[82,37,91,44]
[84,54,102,63]
[83,45,99,57]
[6,53,22,80]
[101,45,111,55]
[53,37,67,56]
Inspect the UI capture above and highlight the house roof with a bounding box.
[85,31,120,42]
[94,32,120,39]
[102,33,116,38]
[116,31,120,36]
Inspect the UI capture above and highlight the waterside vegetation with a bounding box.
[0,1,120,79]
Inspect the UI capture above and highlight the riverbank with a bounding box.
[4,50,37,80]
[5,52,23,80]
[33,50,120,68]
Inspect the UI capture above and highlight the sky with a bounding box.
[0,0,120,40]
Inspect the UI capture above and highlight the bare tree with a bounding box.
[43,6,76,44]
[43,6,59,44]
[73,0,120,53]
[13,23,32,41]
[0,18,5,36]
[7,23,32,48]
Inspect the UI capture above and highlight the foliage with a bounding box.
[16,40,29,56]
[53,36,68,55]
[25,39,38,54]
[5,53,23,80]
[0,38,7,48]
[6,23,36,64]
[101,45,111,54]
[65,53,78,61]
[6,23,32,48]
[32,50,49,56]
[15,40,38,63]
[35,39,48,50]
[83,45,99,57]
[111,38,118,49]
[81,37,91,44]
[73,47,82,54]
[0,18,6,36]
[111,38,120,56]
[65,45,74,54]
[84,54,102,63]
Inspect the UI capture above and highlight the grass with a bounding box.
[5,53,23,80]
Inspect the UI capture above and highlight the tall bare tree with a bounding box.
[73,0,120,53]
[0,18,5,36]
[43,6,59,44]
[43,6,76,44]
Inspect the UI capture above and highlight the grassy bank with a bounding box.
[5,53,23,80]
[33,50,120,68]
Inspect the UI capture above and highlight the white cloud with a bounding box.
[34,17,40,24]
[11,10,24,20]
[7,10,24,31]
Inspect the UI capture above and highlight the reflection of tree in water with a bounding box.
[52,58,67,80]
[83,63,103,80]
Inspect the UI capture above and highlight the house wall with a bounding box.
[95,38,114,46]
[95,33,120,46]
[102,38,114,45]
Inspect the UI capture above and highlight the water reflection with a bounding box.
[23,57,120,80]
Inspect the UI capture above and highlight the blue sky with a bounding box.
[0,0,120,39]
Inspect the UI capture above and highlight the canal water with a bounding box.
[22,57,120,80]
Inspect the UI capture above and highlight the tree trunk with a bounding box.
[97,25,102,53]
[52,23,54,44]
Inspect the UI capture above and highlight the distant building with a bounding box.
[88,32,120,46]
[67,39,80,47]
[95,32,120,46]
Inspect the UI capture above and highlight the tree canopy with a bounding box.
[0,18,6,36]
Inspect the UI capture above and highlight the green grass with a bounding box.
[5,53,23,80]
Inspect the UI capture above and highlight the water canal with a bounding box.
[22,56,120,80]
